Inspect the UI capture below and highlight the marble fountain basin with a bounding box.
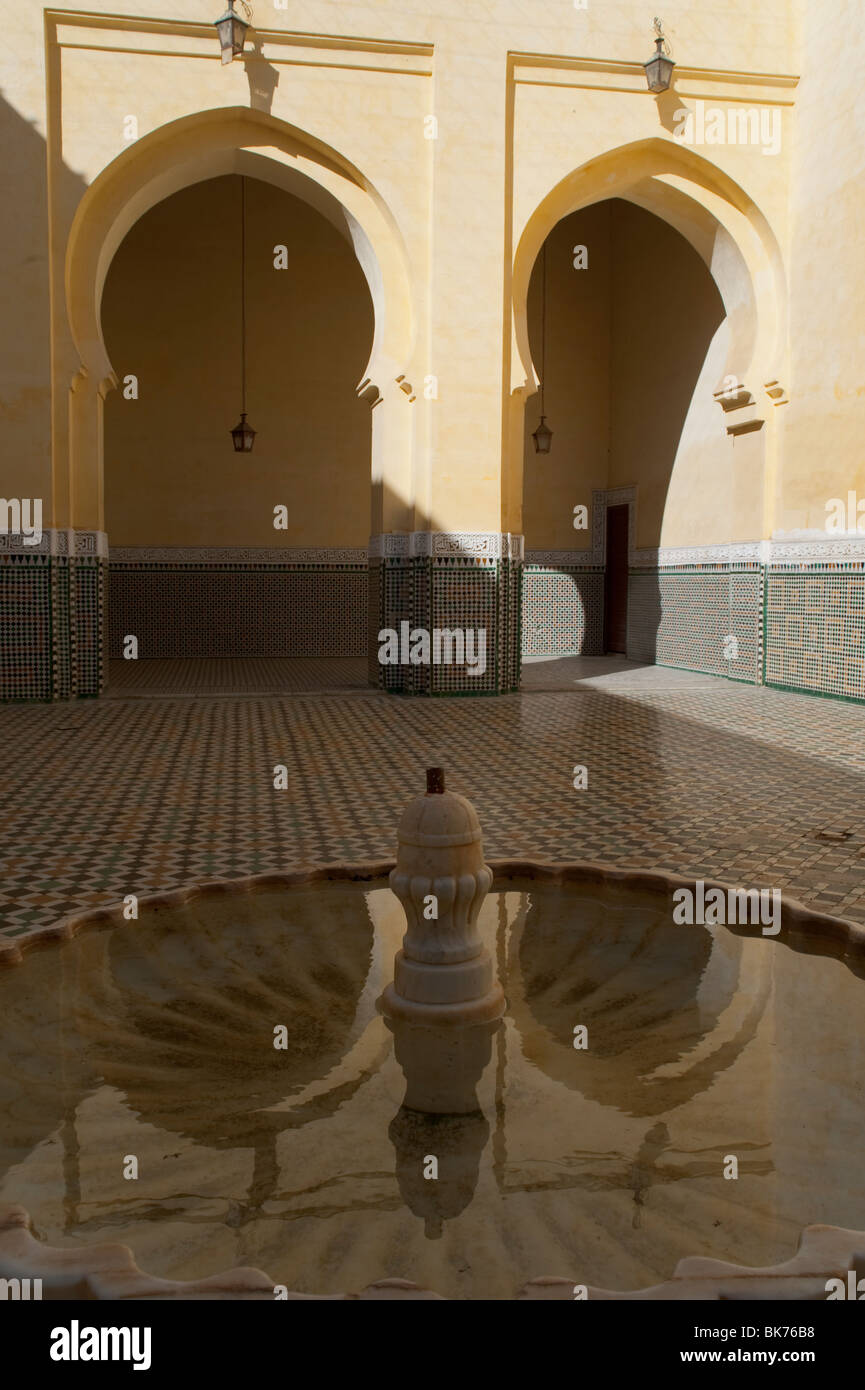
[1,865,864,1301]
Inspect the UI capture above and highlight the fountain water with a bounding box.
[2,770,865,1296]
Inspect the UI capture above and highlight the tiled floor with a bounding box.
[1,657,863,940]
[520,654,729,691]
[105,656,369,696]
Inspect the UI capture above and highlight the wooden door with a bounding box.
[604,504,629,655]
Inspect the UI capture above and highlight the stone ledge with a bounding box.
[517,1225,865,1300]
[3,859,863,967]
[0,1202,860,1301]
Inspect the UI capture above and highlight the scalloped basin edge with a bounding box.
[2,860,864,1301]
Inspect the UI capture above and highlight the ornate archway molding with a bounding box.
[511,137,788,442]
[41,107,416,698]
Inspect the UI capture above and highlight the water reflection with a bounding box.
[385,1016,500,1237]
[0,878,863,1298]
[510,885,772,1115]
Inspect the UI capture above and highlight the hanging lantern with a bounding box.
[230,412,256,452]
[214,0,250,65]
[532,416,552,455]
[532,241,553,455]
[228,177,257,452]
[644,18,675,93]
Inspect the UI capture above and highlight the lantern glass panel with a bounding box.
[644,53,674,93]
[231,416,256,452]
[215,8,247,63]
[532,420,552,455]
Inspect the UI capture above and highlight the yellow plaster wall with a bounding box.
[12,0,864,556]
[0,4,54,507]
[782,0,865,534]
[102,176,374,547]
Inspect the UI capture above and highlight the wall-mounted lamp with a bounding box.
[214,0,251,65]
[644,17,675,93]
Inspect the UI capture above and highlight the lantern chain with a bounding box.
[240,174,246,417]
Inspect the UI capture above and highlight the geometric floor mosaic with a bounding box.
[1,656,864,940]
[105,656,370,696]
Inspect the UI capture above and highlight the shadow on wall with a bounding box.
[243,35,280,114]
[0,90,89,476]
[522,199,762,685]
[0,93,92,701]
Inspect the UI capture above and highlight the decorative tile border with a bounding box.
[369,534,408,558]
[636,538,864,570]
[525,549,601,570]
[502,525,865,697]
[110,545,366,566]
[0,554,52,699]
[0,529,108,557]
[5,526,865,701]
[369,532,524,561]
[530,534,865,571]
[769,536,865,569]
[107,547,369,661]
[632,542,766,569]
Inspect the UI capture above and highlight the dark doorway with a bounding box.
[604,504,629,654]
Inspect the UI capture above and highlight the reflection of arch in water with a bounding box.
[84,890,375,1137]
[0,881,400,1235]
[67,887,380,1219]
[507,884,773,1118]
[0,946,96,1182]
